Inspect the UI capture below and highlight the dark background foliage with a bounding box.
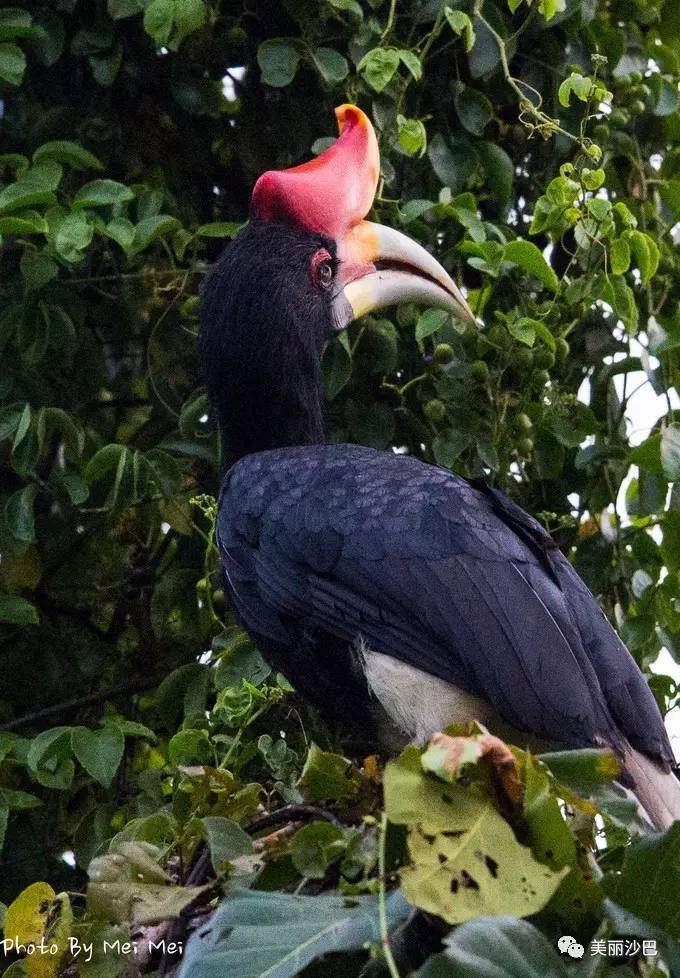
[0,0,679,975]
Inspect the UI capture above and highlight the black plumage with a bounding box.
[201,213,678,828]
[217,443,673,765]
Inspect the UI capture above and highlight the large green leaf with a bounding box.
[504,240,559,293]
[71,726,125,789]
[257,39,302,88]
[604,823,680,936]
[0,43,26,86]
[177,888,411,978]
[0,594,39,626]
[416,916,570,977]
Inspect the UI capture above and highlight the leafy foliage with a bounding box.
[1,0,679,975]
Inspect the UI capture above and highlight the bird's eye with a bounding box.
[311,249,334,291]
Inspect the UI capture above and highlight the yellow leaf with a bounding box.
[4,885,73,978]
[4,882,55,946]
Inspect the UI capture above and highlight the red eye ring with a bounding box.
[310,248,334,291]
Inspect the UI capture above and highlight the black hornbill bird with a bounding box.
[201,104,679,829]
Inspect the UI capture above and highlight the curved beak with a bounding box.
[335,220,477,329]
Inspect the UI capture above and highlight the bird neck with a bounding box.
[215,355,325,468]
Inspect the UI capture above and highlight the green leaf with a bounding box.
[108,0,144,18]
[508,317,536,346]
[504,240,559,293]
[444,9,476,51]
[143,0,206,50]
[433,430,472,468]
[604,822,680,936]
[0,787,41,810]
[321,331,352,399]
[478,142,513,210]
[630,434,663,475]
[454,86,493,136]
[0,594,39,626]
[71,725,125,789]
[55,211,94,262]
[298,743,360,803]
[201,816,252,874]
[30,9,66,67]
[358,47,400,92]
[416,916,570,977]
[27,726,74,788]
[130,215,181,255]
[0,8,32,41]
[178,887,410,978]
[625,230,659,286]
[539,0,566,21]
[87,881,209,926]
[5,484,37,542]
[0,212,48,236]
[257,39,302,88]
[20,251,59,291]
[416,308,449,341]
[196,221,243,238]
[397,115,427,156]
[539,748,619,791]
[311,47,348,84]
[610,237,631,275]
[557,71,593,107]
[654,76,679,117]
[661,426,680,482]
[290,821,345,878]
[580,166,605,191]
[105,216,135,252]
[398,49,422,81]
[73,179,134,209]
[33,141,102,171]
[0,43,26,86]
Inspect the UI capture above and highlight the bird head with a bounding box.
[200,105,475,459]
[248,104,475,332]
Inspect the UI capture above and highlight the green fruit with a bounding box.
[593,123,609,141]
[533,348,556,370]
[515,413,533,433]
[609,108,630,127]
[228,25,248,44]
[555,337,570,362]
[518,437,534,455]
[434,343,455,365]
[512,348,534,372]
[470,360,490,383]
[629,71,643,84]
[423,398,447,422]
[636,83,652,101]
[629,99,645,117]
[533,369,551,388]
[396,303,418,328]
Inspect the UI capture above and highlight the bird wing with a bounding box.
[217,443,672,766]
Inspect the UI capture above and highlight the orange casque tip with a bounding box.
[250,104,380,237]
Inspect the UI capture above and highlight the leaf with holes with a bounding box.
[385,748,565,923]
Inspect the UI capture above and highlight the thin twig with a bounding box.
[0,674,165,731]
[379,812,401,978]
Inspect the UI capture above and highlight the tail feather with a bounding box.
[623,749,680,830]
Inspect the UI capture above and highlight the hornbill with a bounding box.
[201,104,679,829]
